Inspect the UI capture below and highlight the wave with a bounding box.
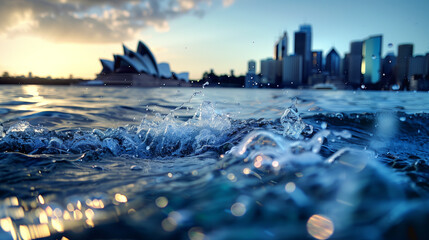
[0,101,233,158]
[1,99,429,239]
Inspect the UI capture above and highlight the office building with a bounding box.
[342,53,350,82]
[362,35,382,85]
[311,51,323,74]
[245,60,259,88]
[261,58,281,85]
[300,24,312,84]
[408,56,425,78]
[396,44,413,87]
[408,56,425,90]
[294,24,312,85]
[326,48,341,77]
[282,55,303,88]
[248,60,256,74]
[382,53,397,88]
[425,53,429,78]
[348,41,363,86]
[275,32,288,60]
[294,32,307,85]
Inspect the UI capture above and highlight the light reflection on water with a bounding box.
[1,192,130,240]
[307,215,334,240]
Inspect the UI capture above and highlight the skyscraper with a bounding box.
[294,31,307,85]
[275,32,288,60]
[342,53,350,81]
[425,53,429,79]
[283,55,303,88]
[274,41,279,60]
[348,41,363,86]
[326,48,340,77]
[294,24,312,85]
[408,56,425,90]
[260,58,281,86]
[362,35,382,85]
[382,53,397,88]
[396,44,414,87]
[300,25,312,75]
[311,51,323,74]
[245,60,259,88]
[248,60,256,74]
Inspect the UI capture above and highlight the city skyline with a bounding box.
[0,0,428,80]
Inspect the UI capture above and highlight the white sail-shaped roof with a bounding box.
[99,40,190,80]
[100,59,114,74]
[176,72,189,82]
[123,44,152,74]
[137,41,159,76]
[123,44,131,56]
[114,55,148,73]
[141,55,158,76]
[158,63,172,78]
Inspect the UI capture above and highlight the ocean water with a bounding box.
[0,85,428,240]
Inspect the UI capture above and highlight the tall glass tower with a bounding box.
[326,48,340,77]
[275,32,288,60]
[299,24,312,85]
[396,44,413,86]
[362,35,382,84]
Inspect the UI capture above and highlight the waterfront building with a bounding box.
[425,53,429,78]
[260,58,281,86]
[282,55,303,88]
[382,53,397,88]
[275,32,288,60]
[294,31,307,85]
[362,35,382,85]
[311,51,323,74]
[326,48,341,77]
[245,60,259,88]
[348,41,363,86]
[248,60,256,74]
[342,53,350,82]
[299,24,312,85]
[396,44,413,88]
[96,41,189,86]
[158,63,172,79]
[408,55,426,90]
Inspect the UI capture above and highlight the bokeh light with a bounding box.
[306,214,334,240]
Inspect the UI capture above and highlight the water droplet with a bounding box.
[391,84,400,91]
[399,117,406,122]
[231,202,246,217]
[321,122,327,129]
[155,197,168,208]
[130,165,143,171]
[285,182,296,193]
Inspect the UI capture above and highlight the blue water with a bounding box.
[0,85,428,240]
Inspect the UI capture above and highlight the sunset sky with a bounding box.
[0,0,428,80]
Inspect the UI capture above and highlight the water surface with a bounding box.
[0,85,428,240]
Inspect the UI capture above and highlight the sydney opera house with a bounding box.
[95,41,190,87]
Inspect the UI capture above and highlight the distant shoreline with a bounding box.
[0,76,204,87]
[0,77,84,86]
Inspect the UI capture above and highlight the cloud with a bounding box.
[222,0,235,7]
[0,0,217,43]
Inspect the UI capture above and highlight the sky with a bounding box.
[0,0,428,80]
